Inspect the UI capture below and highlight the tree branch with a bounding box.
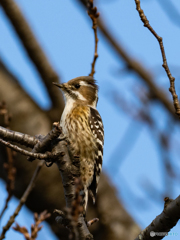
[0,123,94,239]
[78,0,177,120]
[13,210,51,240]
[134,0,180,118]
[0,138,55,160]
[0,124,63,239]
[0,126,38,148]
[0,161,44,240]
[134,196,180,240]
[27,123,62,161]
[54,141,93,239]
[0,0,64,120]
[86,0,99,77]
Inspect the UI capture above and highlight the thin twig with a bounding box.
[87,218,99,228]
[13,210,51,240]
[79,0,176,120]
[0,138,55,161]
[0,162,44,240]
[134,0,180,118]
[87,0,99,77]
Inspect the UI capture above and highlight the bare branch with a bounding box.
[0,123,62,160]
[13,223,30,240]
[0,0,64,119]
[78,0,177,119]
[0,123,63,239]
[0,138,55,160]
[13,210,51,240]
[0,120,93,239]
[0,126,38,148]
[134,196,180,240]
[55,178,83,240]
[31,211,51,239]
[54,141,93,240]
[27,122,62,162]
[0,162,44,240]
[87,0,99,77]
[134,0,180,118]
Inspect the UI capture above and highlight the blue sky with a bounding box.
[0,0,180,239]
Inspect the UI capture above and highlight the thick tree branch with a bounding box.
[0,124,93,239]
[0,59,44,115]
[0,124,63,239]
[135,196,180,240]
[0,8,140,240]
[54,141,93,239]
[0,0,64,120]
[27,123,62,162]
[0,126,38,148]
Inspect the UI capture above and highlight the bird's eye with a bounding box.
[74,84,80,89]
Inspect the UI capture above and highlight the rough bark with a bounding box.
[0,61,140,239]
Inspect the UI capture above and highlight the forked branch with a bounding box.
[0,162,44,240]
[134,0,180,118]
[0,123,94,240]
[13,210,51,240]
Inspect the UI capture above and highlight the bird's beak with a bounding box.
[52,82,63,89]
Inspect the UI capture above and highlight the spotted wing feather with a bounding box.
[88,107,104,203]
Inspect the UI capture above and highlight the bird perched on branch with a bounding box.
[53,76,104,214]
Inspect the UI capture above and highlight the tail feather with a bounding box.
[80,187,88,216]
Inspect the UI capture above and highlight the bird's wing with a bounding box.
[88,107,104,203]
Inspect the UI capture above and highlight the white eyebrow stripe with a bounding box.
[80,81,94,88]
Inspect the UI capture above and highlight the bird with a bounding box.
[53,76,104,214]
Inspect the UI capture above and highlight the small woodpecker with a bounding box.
[53,76,104,213]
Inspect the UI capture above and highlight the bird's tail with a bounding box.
[80,187,88,216]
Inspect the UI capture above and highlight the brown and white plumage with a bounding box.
[53,76,104,212]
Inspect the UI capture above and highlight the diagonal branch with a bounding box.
[0,161,44,240]
[134,196,180,240]
[0,0,64,119]
[134,0,180,118]
[78,0,176,119]
[0,124,63,239]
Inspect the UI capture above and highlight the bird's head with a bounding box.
[53,76,98,108]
